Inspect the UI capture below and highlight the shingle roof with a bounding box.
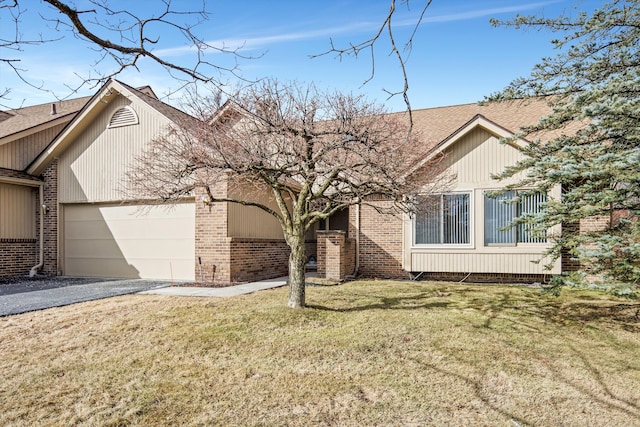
[0,166,43,183]
[116,80,201,128]
[0,96,92,140]
[401,97,552,148]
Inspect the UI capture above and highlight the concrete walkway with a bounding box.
[139,276,288,297]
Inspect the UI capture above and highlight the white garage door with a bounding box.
[63,203,195,280]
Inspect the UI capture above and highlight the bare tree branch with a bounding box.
[311,0,434,118]
[1,0,258,104]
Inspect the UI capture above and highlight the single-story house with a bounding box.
[0,79,584,283]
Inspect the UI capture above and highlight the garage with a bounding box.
[63,203,195,280]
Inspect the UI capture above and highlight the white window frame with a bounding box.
[412,190,474,248]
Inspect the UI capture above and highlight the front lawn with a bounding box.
[1,280,639,426]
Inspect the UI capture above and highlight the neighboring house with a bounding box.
[0,80,574,284]
[1,95,90,277]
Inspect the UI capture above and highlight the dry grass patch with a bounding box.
[1,281,639,426]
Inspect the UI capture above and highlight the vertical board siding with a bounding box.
[227,182,286,239]
[0,183,36,238]
[406,127,558,276]
[0,124,66,170]
[58,95,170,203]
[443,128,527,187]
[410,252,559,274]
[228,203,285,239]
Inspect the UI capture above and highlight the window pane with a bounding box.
[443,193,470,244]
[414,193,470,245]
[415,196,441,244]
[517,192,547,243]
[484,191,515,245]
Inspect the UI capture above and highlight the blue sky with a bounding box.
[0,0,599,111]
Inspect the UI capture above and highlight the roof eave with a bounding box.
[0,113,77,147]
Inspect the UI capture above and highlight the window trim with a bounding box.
[412,190,474,249]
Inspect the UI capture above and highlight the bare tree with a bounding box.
[314,0,434,115]
[128,79,447,308]
[1,0,250,102]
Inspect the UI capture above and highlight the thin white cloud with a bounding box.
[154,1,562,58]
[154,21,374,57]
[420,1,562,23]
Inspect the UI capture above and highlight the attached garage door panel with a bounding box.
[64,203,195,280]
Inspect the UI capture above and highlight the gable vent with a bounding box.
[108,106,139,128]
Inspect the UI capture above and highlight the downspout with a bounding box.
[29,184,45,277]
[346,203,360,279]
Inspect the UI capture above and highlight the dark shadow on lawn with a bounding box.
[308,283,640,333]
[540,344,640,421]
[308,291,450,312]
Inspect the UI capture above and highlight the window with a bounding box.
[484,190,546,245]
[415,193,470,245]
[108,106,138,128]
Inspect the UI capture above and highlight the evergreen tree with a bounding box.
[489,0,640,292]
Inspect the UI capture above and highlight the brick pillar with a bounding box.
[317,230,349,281]
[42,160,58,276]
[194,179,231,284]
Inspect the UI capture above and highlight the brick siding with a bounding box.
[230,238,290,282]
[194,181,231,284]
[194,178,317,285]
[42,160,58,275]
[351,202,410,279]
[316,231,355,280]
[0,168,41,277]
[0,239,37,277]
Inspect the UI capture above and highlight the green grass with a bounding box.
[1,280,639,426]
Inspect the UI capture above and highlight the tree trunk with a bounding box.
[287,230,307,309]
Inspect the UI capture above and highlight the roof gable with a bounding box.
[26,79,199,175]
[404,98,551,177]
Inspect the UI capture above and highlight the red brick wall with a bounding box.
[230,238,290,282]
[42,161,58,275]
[316,231,356,280]
[195,178,313,285]
[0,239,37,277]
[194,180,231,284]
[351,202,409,279]
[580,215,610,233]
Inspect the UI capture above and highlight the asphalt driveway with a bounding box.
[0,276,172,316]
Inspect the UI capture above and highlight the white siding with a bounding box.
[227,182,286,239]
[409,251,558,274]
[0,124,65,170]
[443,127,527,188]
